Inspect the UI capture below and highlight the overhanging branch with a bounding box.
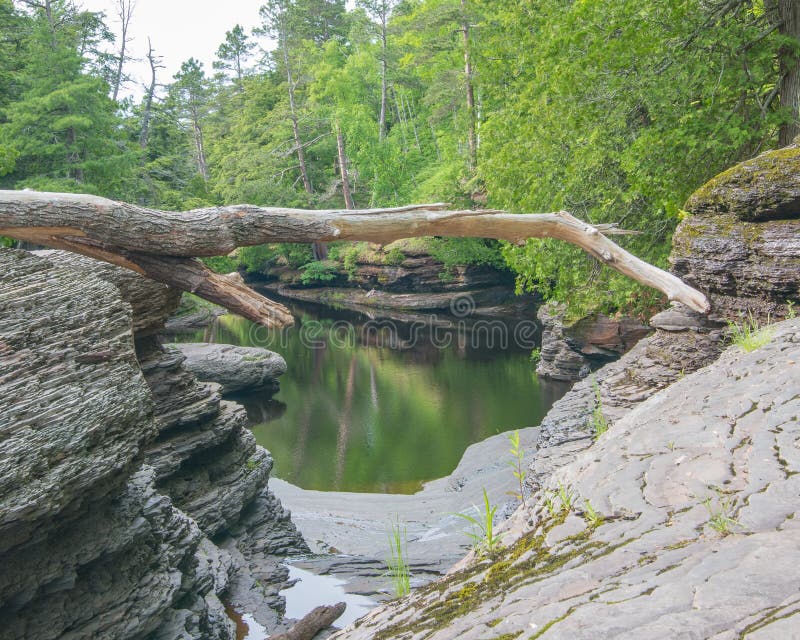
[0,190,711,323]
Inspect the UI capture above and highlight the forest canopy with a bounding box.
[0,0,795,316]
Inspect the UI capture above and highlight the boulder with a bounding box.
[673,145,800,322]
[167,342,287,394]
[683,143,800,221]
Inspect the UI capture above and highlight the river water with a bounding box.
[176,297,570,494]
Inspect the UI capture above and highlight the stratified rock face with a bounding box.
[167,342,287,395]
[333,320,800,640]
[673,145,800,321]
[536,303,652,382]
[0,249,152,552]
[34,250,182,336]
[0,249,234,640]
[259,247,512,294]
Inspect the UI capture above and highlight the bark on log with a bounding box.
[271,602,346,640]
[0,190,711,322]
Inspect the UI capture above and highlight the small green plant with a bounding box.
[728,311,772,353]
[298,260,337,285]
[457,489,502,555]
[787,300,796,319]
[386,517,411,597]
[244,456,259,473]
[590,377,609,438]
[582,499,604,527]
[507,430,527,503]
[342,245,361,280]
[556,482,576,513]
[529,348,541,366]
[383,247,406,266]
[702,493,741,536]
[543,490,559,516]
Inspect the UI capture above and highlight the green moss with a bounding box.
[375,515,611,639]
[530,607,576,639]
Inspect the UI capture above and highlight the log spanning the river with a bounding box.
[0,190,711,326]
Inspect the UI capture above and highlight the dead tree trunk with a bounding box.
[111,0,136,102]
[0,190,711,327]
[460,0,477,171]
[336,123,355,209]
[139,38,162,150]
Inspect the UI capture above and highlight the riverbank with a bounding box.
[270,424,542,597]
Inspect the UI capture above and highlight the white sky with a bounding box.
[77,0,269,98]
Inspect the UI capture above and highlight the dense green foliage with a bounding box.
[1,0,792,315]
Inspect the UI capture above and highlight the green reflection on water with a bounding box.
[179,308,568,494]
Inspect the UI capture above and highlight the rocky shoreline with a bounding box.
[0,250,306,640]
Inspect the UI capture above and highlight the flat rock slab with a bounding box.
[332,319,800,639]
[167,342,287,395]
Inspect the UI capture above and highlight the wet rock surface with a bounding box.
[167,342,287,395]
[333,319,800,640]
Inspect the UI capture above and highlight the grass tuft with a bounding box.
[386,517,411,597]
[457,489,502,556]
[728,311,772,353]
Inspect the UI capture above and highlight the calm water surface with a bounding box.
[177,298,569,493]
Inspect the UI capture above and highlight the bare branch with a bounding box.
[0,190,711,316]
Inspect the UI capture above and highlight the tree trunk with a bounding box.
[111,0,135,102]
[139,38,160,150]
[282,41,313,197]
[191,107,209,181]
[379,5,388,141]
[280,34,325,258]
[0,190,711,325]
[460,0,477,171]
[776,0,800,146]
[336,123,355,209]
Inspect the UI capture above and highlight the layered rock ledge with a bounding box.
[333,319,800,639]
[0,249,308,640]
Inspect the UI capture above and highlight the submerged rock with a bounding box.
[167,342,287,395]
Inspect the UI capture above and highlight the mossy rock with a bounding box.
[684,144,800,222]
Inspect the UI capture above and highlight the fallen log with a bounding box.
[0,190,711,326]
[271,602,347,640]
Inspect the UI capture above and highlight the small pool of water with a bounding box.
[281,564,377,628]
[175,296,570,493]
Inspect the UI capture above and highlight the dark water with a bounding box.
[176,298,569,493]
